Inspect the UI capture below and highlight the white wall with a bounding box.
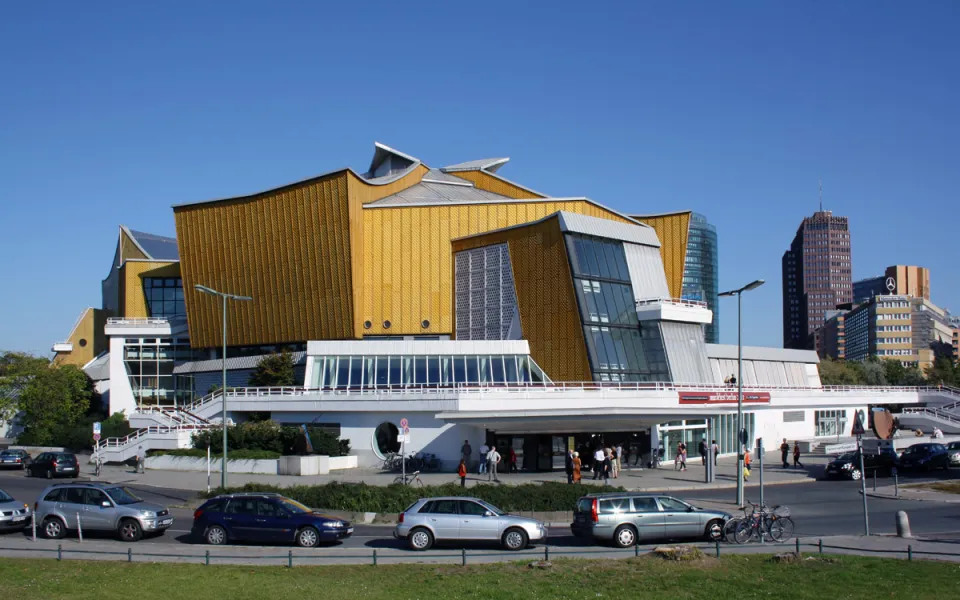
[108,336,137,416]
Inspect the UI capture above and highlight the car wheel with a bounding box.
[704,520,724,542]
[502,528,528,551]
[119,519,143,542]
[296,526,320,548]
[43,517,66,540]
[408,527,433,551]
[205,525,228,545]
[850,469,862,481]
[613,524,637,548]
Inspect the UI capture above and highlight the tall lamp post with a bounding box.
[194,284,252,490]
[718,279,765,507]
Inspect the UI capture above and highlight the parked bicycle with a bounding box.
[731,502,794,544]
[393,470,424,487]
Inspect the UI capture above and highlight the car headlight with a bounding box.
[322,521,345,529]
[951,453,960,460]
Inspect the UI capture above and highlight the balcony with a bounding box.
[51,342,73,353]
[635,298,713,325]
[105,316,186,337]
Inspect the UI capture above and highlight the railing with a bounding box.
[900,407,960,426]
[97,424,207,451]
[635,297,709,309]
[106,317,171,326]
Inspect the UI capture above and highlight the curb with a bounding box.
[866,490,960,504]
[633,477,817,494]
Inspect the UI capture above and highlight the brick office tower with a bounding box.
[782,210,853,349]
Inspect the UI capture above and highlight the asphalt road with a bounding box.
[2,468,958,552]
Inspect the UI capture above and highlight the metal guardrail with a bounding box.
[2,538,957,566]
[635,297,709,309]
[106,317,172,326]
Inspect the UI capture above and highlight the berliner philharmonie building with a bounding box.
[52,143,954,468]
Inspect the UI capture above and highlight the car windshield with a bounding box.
[279,498,311,514]
[0,451,15,457]
[902,446,927,455]
[105,487,143,505]
[837,452,857,461]
[0,490,12,502]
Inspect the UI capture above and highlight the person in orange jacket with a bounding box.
[743,448,752,481]
[457,459,467,488]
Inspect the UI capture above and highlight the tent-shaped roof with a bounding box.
[124,227,179,261]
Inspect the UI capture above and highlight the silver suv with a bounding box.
[571,492,731,547]
[35,482,173,542]
[394,497,546,551]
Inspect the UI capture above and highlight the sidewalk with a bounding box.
[867,483,960,504]
[92,454,830,495]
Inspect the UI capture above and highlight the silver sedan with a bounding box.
[0,488,32,532]
[394,497,546,551]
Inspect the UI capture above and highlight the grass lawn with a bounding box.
[915,480,960,494]
[1,554,958,600]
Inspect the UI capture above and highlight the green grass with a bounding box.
[0,554,957,600]
[916,480,960,494]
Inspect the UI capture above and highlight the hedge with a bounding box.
[201,481,626,513]
[191,420,350,457]
[149,449,281,460]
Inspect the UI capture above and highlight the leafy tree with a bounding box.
[0,351,49,423]
[248,351,296,387]
[925,357,958,387]
[16,365,92,445]
[818,357,863,385]
[860,358,889,386]
[882,360,907,386]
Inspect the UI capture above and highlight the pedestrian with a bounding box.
[478,442,489,475]
[509,447,518,473]
[679,444,687,472]
[610,447,619,479]
[699,438,707,466]
[486,445,501,482]
[461,440,472,468]
[565,449,574,484]
[572,452,582,483]
[793,441,804,468]
[711,440,719,466]
[593,447,605,480]
[744,448,752,481]
[615,444,623,476]
[602,450,612,485]
[457,458,467,488]
[780,438,790,469]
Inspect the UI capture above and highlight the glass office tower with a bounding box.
[681,213,720,343]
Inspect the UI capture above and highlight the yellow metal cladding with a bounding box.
[121,261,180,318]
[632,212,691,299]
[445,170,546,199]
[362,200,631,337]
[174,172,357,348]
[451,216,591,381]
[350,165,429,205]
[52,308,110,368]
[119,229,148,262]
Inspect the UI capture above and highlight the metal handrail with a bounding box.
[900,407,960,425]
[97,424,209,451]
[635,297,709,309]
[106,317,171,325]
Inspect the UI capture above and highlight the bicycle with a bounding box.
[94,456,103,478]
[393,470,424,487]
[733,502,794,544]
[380,452,397,471]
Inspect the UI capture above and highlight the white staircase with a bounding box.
[897,407,960,434]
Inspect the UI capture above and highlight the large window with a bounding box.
[143,278,185,318]
[123,337,194,407]
[308,355,551,389]
[815,410,847,437]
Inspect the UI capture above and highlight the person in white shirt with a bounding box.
[478,444,489,474]
[615,444,623,477]
[486,446,502,482]
[593,448,605,480]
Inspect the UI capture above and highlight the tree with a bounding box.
[16,365,92,445]
[248,351,296,387]
[818,357,863,385]
[0,351,49,423]
[860,359,889,386]
[925,357,958,387]
[882,360,908,386]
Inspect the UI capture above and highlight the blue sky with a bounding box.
[1,1,957,356]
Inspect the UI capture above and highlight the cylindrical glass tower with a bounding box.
[681,213,720,343]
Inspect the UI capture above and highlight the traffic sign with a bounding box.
[93,422,101,435]
[399,418,409,429]
[396,434,411,444]
[93,434,101,441]
[403,426,410,435]
[851,411,866,436]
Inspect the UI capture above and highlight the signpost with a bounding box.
[852,411,869,535]
[92,422,101,468]
[398,418,409,483]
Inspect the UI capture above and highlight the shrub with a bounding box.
[150,448,281,460]
[191,421,350,457]
[201,481,625,513]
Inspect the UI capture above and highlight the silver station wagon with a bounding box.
[394,497,547,551]
[571,492,731,548]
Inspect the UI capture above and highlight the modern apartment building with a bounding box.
[782,210,853,349]
[853,265,930,304]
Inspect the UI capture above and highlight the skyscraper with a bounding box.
[782,210,852,349]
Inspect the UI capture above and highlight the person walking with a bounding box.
[699,438,707,466]
[602,450,612,486]
[711,440,719,466]
[478,442,489,475]
[793,441,804,468]
[743,448,752,481]
[679,443,688,472]
[610,447,619,479]
[509,447,518,474]
[615,444,624,476]
[572,452,582,483]
[565,449,574,484]
[457,459,467,488]
[780,438,790,469]
[593,447,605,480]
[461,440,472,469]
[486,445,502,482]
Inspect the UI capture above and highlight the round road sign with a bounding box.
[403,426,410,435]
[399,418,409,429]
[93,434,101,441]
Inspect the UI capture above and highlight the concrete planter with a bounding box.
[278,455,359,475]
[146,455,278,475]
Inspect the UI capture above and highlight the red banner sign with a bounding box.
[678,391,771,405]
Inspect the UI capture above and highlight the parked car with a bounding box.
[571,492,731,548]
[35,482,172,541]
[946,442,960,467]
[0,488,32,532]
[192,492,353,548]
[824,449,898,480]
[897,443,950,472]
[0,449,31,470]
[27,452,79,479]
[394,496,546,551]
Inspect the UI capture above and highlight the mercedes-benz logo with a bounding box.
[885,277,896,293]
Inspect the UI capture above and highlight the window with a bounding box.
[84,489,109,506]
[43,488,64,502]
[423,500,458,514]
[257,500,282,517]
[458,500,488,516]
[598,498,630,514]
[631,497,659,513]
[657,497,690,512]
[63,488,85,505]
[225,498,258,515]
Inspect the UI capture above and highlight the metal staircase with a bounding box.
[94,423,208,463]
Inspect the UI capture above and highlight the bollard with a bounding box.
[893,470,899,497]
[128,548,132,563]
[288,550,293,568]
[896,511,912,538]
[205,550,210,566]
[873,469,877,492]
[31,513,36,542]
[544,545,549,561]
[795,537,800,553]
[634,544,640,557]
[372,549,377,566]
[715,540,720,558]
[461,548,466,566]
[818,539,823,555]
[908,545,912,561]
[76,513,82,543]
[57,544,62,561]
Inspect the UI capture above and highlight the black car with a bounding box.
[824,450,898,480]
[27,452,80,479]
[897,443,950,472]
[0,450,31,470]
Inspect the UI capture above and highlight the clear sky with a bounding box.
[1,1,957,356]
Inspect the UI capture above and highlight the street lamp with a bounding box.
[194,284,252,490]
[718,278,764,507]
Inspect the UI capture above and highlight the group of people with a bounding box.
[562,445,623,485]
[458,440,519,486]
[778,439,805,469]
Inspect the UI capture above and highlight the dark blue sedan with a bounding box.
[192,492,353,547]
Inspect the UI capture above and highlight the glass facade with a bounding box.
[566,234,670,382]
[143,277,185,318]
[307,354,550,389]
[123,337,195,407]
[814,409,847,437]
[681,213,719,343]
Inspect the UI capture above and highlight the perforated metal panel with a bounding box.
[454,244,518,340]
